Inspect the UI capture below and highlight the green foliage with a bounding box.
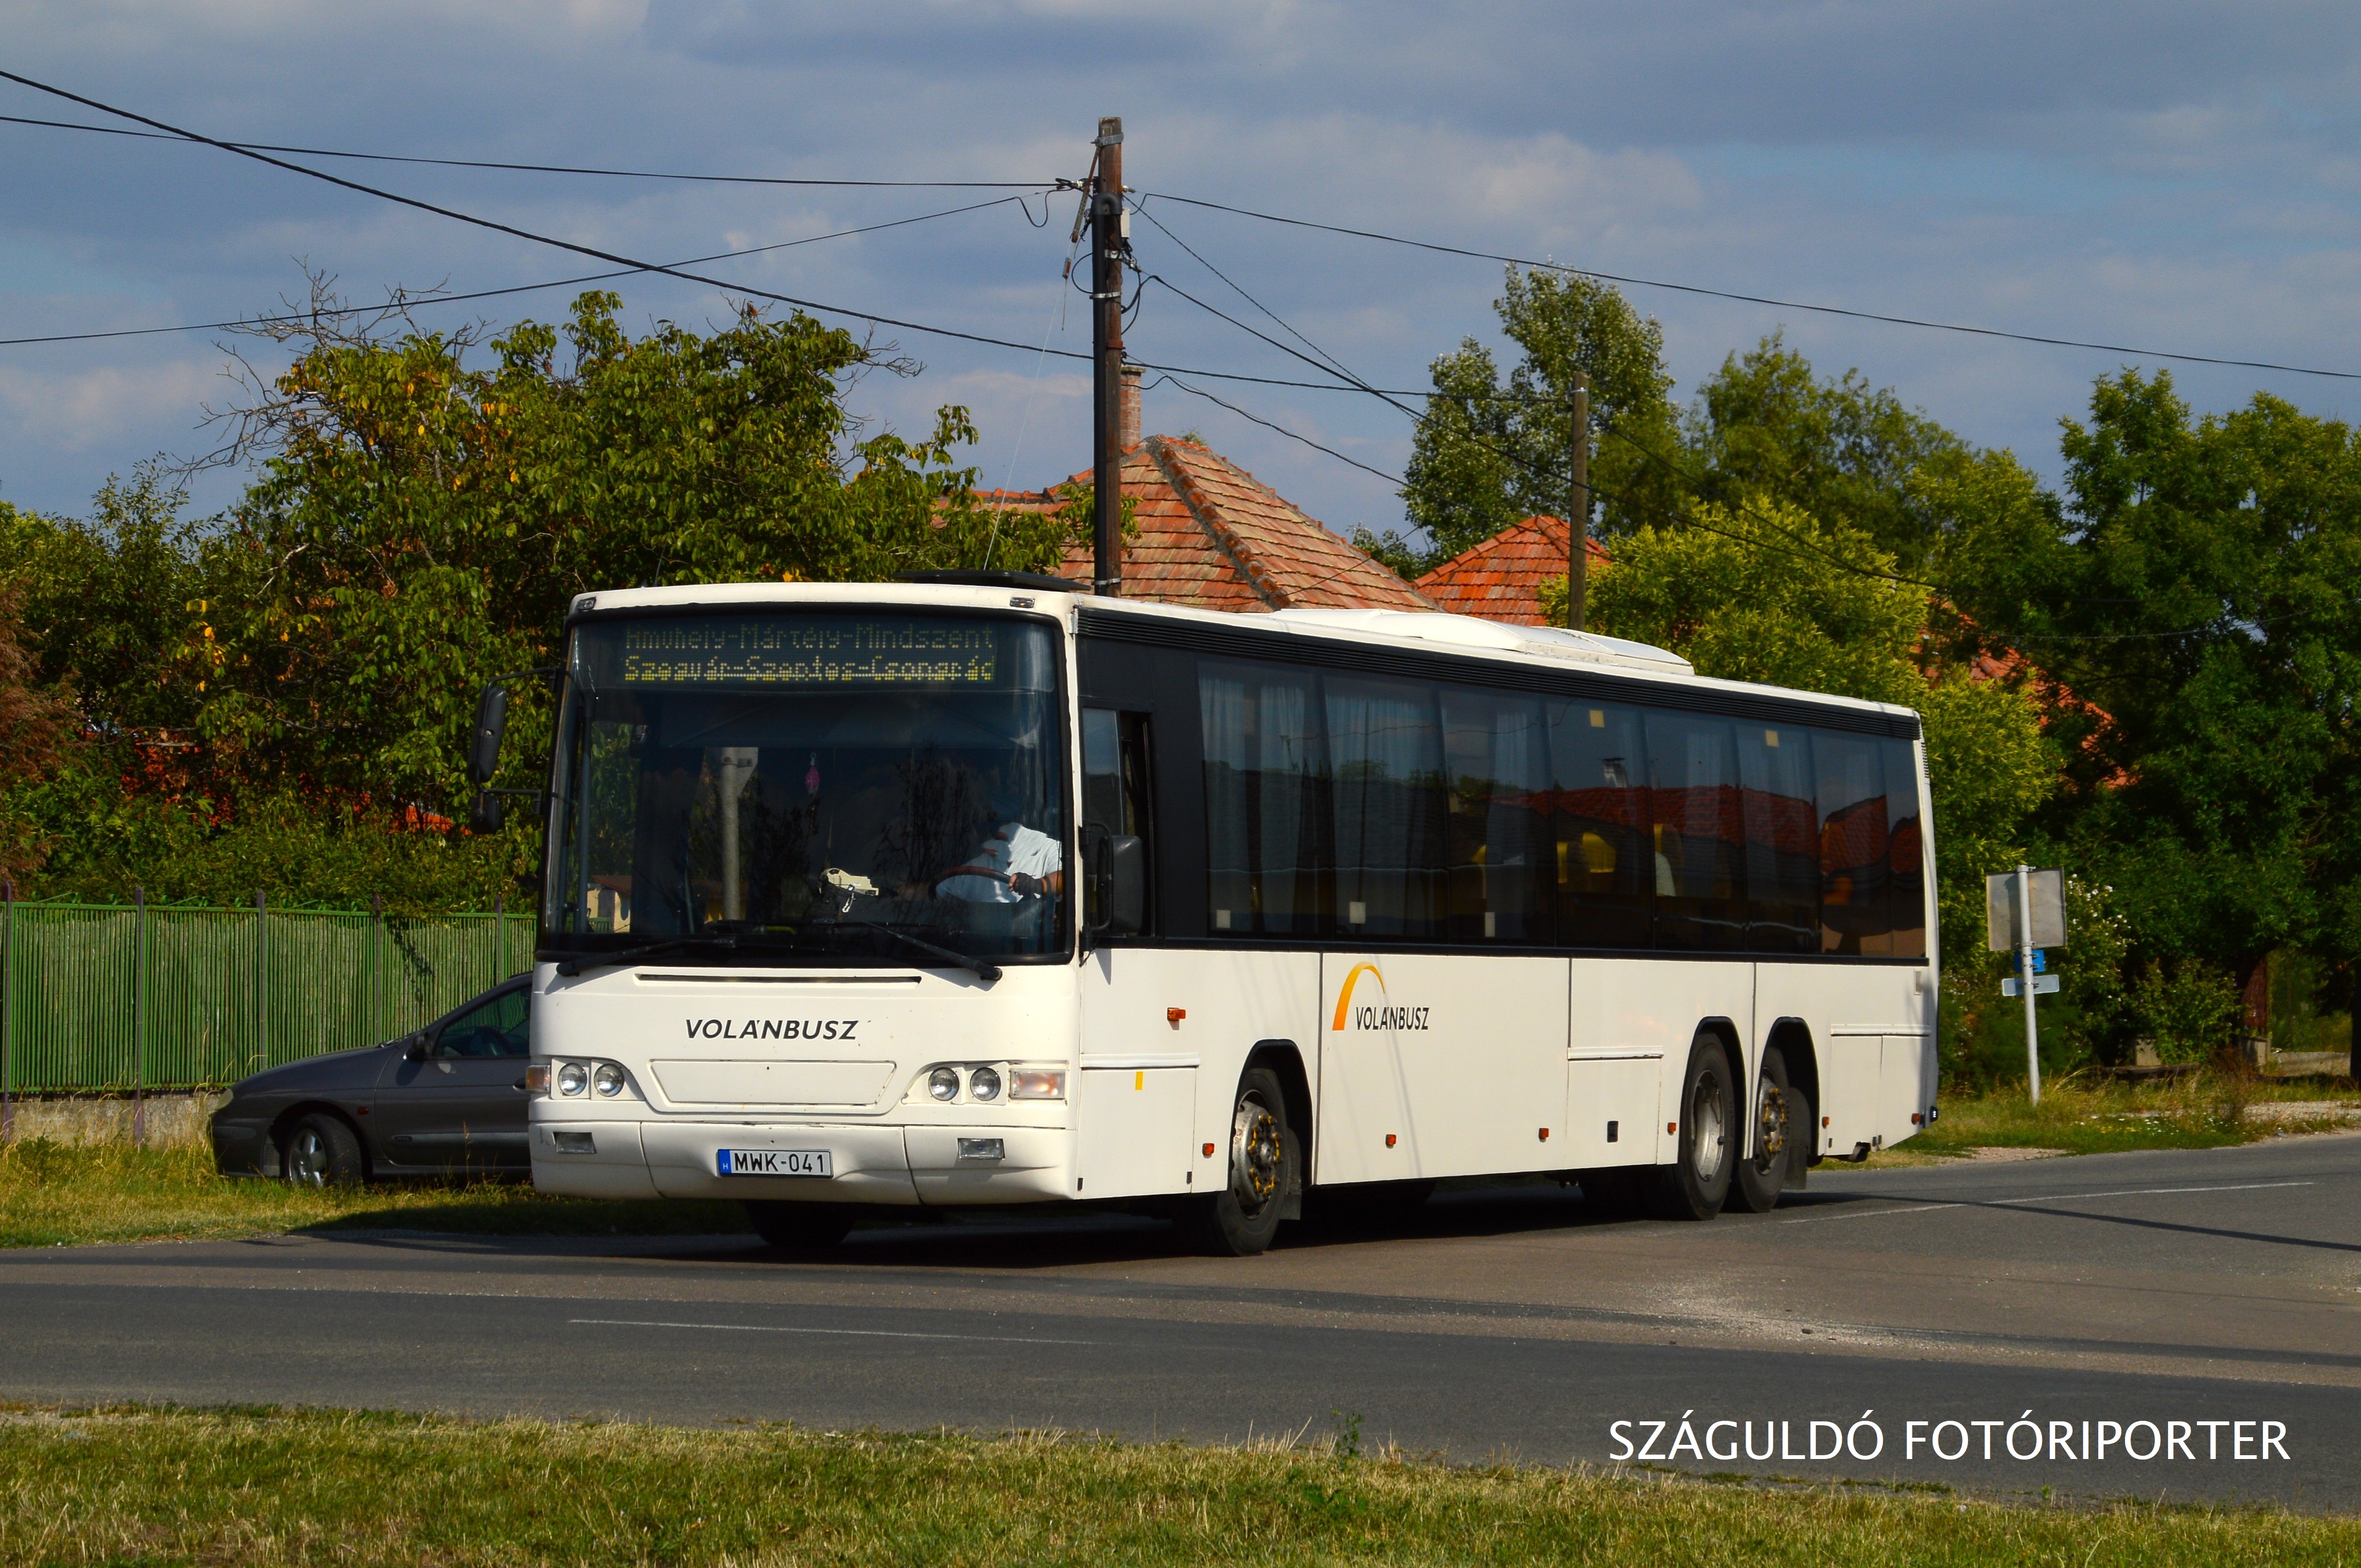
[1686,334,1965,572]
[1939,371,2361,1004]
[1400,269,1684,571]
[2129,958,2243,1065]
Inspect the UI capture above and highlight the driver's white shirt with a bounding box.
[936,822,1063,904]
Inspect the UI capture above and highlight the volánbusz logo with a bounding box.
[684,1018,859,1042]
[1330,964,1429,1032]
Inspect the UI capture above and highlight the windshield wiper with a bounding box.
[839,919,1002,984]
[553,931,804,977]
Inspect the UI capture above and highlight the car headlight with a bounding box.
[969,1065,1001,1102]
[593,1063,626,1097]
[557,1062,588,1097]
[928,1066,961,1102]
[1010,1068,1065,1101]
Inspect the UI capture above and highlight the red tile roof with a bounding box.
[1044,437,1432,612]
[1414,516,1611,626]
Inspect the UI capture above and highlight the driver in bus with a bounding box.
[934,795,1065,903]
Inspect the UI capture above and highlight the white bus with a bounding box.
[511,576,1938,1255]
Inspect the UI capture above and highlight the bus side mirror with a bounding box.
[468,683,509,787]
[1100,833,1144,936]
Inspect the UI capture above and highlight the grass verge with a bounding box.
[1,1404,2352,1566]
[0,1137,747,1249]
[1863,1073,2361,1167]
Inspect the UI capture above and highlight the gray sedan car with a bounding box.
[209,977,532,1184]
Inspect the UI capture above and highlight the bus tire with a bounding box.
[1728,1045,1796,1214]
[1646,1034,1737,1221]
[745,1201,856,1252]
[1178,1067,1295,1256]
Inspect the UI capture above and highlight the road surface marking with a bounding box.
[1784,1179,2314,1224]
[569,1316,1095,1346]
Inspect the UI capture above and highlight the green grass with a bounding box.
[0,1137,748,1249]
[0,1404,2350,1566]
[1870,1073,2361,1166]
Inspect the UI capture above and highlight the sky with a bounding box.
[2,1,2358,547]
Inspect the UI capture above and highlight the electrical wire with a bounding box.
[0,109,1059,188]
[0,195,1051,349]
[1143,190,2361,384]
[1131,200,1364,389]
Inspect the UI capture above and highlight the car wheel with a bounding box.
[283,1113,365,1187]
[1728,1046,1795,1214]
[1645,1033,1737,1221]
[745,1201,856,1252]
[1178,1067,1297,1257]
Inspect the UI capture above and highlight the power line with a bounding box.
[0,195,1047,349]
[0,110,1058,189]
[1144,190,2361,384]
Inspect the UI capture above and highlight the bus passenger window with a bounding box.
[1200,661,1328,936]
[1645,713,1746,952]
[1738,724,1818,954]
[1814,731,1893,954]
[1327,675,1448,940]
[1547,701,1652,949]
[1884,737,1927,958]
[1441,688,1550,942]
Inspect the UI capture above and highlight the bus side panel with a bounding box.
[1577,959,1755,1167]
[1319,952,1567,1182]
[1076,946,1320,1196]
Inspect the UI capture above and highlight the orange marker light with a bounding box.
[1166,1007,1186,1024]
[1538,1128,1550,1141]
[1202,1142,1216,1157]
[1667,1121,1677,1135]
[1385,1133,1397,1148]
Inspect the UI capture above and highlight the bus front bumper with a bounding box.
[531,1120,1072,1205]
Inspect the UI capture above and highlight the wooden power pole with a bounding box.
[1090,117,1127,597]
[1566,370,1591,631]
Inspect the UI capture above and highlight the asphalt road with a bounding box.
[6,1133,2359,1510]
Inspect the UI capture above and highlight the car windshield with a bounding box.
[544,611,1069,964]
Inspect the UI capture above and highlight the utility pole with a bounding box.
[1566,371,1591,631]
[1090,116,1128,597]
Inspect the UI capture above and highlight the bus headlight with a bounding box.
[593,1063,626,1097]
[1010,1068,1065,1101]
[557,1062,588,1097]
[969,1066,1002,1102]
[928,1067,961,1102]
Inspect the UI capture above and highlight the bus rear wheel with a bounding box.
[745,1201,856,1252]
[1178,1067,1297,1257]
[1728,1046,1796,1214]
[1646,1034,1737,1221]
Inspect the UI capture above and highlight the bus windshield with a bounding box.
[544,611,1068,964]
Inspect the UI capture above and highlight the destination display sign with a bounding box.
[582,616,1011,689]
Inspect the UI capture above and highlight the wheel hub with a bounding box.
[1230,1097,1282,1212]
[1756,1083,1788,1166]
[1689,1073,1726,1179]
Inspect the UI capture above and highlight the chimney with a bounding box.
[1119,364,1142,451]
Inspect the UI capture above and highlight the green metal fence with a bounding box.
[0,895,536,1094]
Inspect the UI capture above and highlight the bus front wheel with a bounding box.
[1179,1067,1298,1257]
[1647,1034,1737,1221]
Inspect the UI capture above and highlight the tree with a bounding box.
[0,580,81,881]
[1684,334,1965,573]
[1384,269,1685,574]
[1938,370,2361,1027]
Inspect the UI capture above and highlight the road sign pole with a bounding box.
[2017,862,2041,1106]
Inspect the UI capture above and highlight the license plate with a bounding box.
[717,1148,832,1177]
